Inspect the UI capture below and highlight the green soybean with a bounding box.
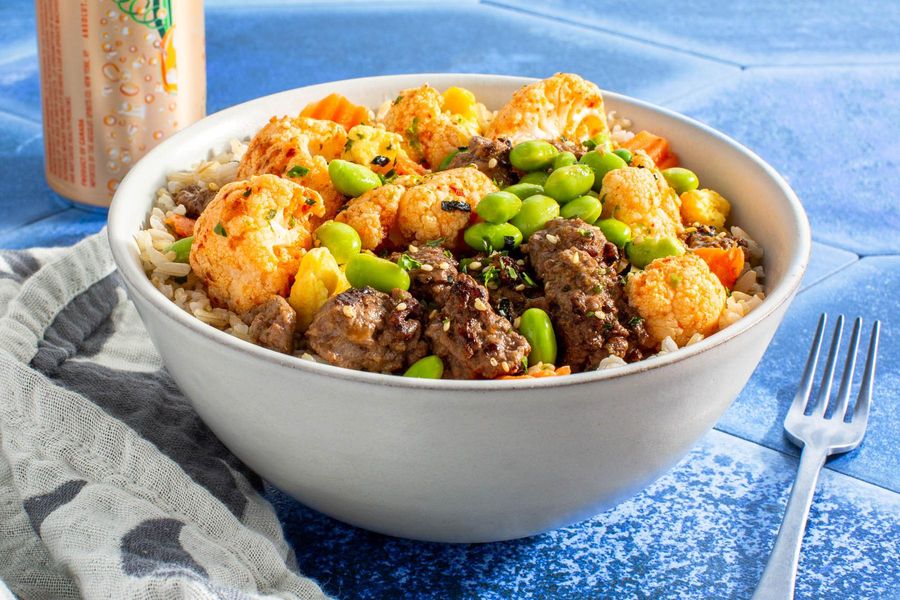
[519,171,549,186]
[612,148,633,164]
[552,151,577,170]
[345,253,410,292]
[509,140,558,171]
[626,236,685,269]
[560,195,602,224]
[476,191,522,224]
[328,159,381,197]
[503,182,544,200]
[464,222,523,252]
[404,355,444,379]
[579,151,627,191]
[596,218,632,248]
[661,167,699,195]
[166,236,193,263]
[509,194,560,239]
[518,308,557,366]
[543,164,595,203]
[314,221,362,264]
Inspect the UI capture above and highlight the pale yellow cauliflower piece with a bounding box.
[238,116,347,221]
[397,168,497,247]
[289,248,351,331]
[680,188,731,228]
[601,166,682,238]
[190,174,325,314]
[381,85,477,169]
[626,253,727,347]
[341,124,423,176]
[335,183,407,249]
[485,73,609,145]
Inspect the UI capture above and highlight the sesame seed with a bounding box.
[429,309,438,319]
[395,302,408,311]
[489,357,499,367]
[571,252,581,264]
[342,305,356,318]
[515,284,525,291]
[501,361,510,372]
[469,261,482,271]
[421,263,434,272]
[408,244,419,252]
[513,317,521,328]
[443,318,451,332]
[474,298,489,311]
[487,157,498,169]
[546,234,559,244]
[207,182,219,191]
[438,261,450,270]
[516,259,525,266]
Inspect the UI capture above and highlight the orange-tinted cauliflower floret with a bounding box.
[485,73,609,145]
[381,85,477,169]
[626,253,727,346]
[341,124,424,176]
[335,183,407,250]
[190,174,325,314]
[601,165,682,239]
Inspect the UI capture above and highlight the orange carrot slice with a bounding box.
[693,247,745,289]
[621,130,679,169]
[165,213,196,239]
[300,93,372,130]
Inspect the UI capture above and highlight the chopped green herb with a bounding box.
[482,265,499,286]
[242,187,251,198]
[397,253,422,271]
[305,198,316,206]
[628,316,643,327]
[506,265,518,280]
[669,274,682,288]
[371,155,391,167]
[343,138,354,152]
[393,94,403,105]
[441,200,470,213]
[425,238,445,248]
[265,209,277,220]
[288,216,297,228]
[579,229,593,238]
[286,165,310,178]
[522,272,537,287]
[214,222,227,237]
[521,356,529,370]
[406,117,421,151]
[586,311,595,318]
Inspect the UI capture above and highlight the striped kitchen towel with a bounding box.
[0,232,329,599]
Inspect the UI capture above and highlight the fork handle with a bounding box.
[751,446,827,600]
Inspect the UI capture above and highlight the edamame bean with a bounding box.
[328,159,381,197]
[167,236,193,263]
[314,221,362,264]
[552,151,577,170]
[476,191,522,224]
[543,164,595,203]
[509,194,560,239]
[560,195,602,224]
[518,308,557,365]
[579,151,627,191]
[509,140,558,171]
[503,182,544,200]
[626,236,685,269]
[661,167,699,195]
[596,218,632,248]
[404,355,444,379]
[345,253,410,292]
[464,222,523,252]
[612,148,633,164]
[519,171,549,186]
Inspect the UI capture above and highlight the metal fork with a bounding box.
[752,314,881,600]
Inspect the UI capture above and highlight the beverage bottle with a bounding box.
[34,0,206,207]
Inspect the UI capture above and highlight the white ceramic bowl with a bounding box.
[109,74,810,543]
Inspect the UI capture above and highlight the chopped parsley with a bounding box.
[396,253,422,271]
[286,165,310,178]
[393,94,403,105]
[440,200,471,213]
[521,271,537,287]
[343,138,354,152]
[371,155,391,167]
[406,117,421,152]
[265,209,277,220]
[425,238,445,247]
[579,229,593,238]
[242,187,251,198]
[305,197,317,206]
[628,316,644,327]
[288,216,297,228]
[506,265,518,280]
[482,265,499,286]
[213,222,227,237]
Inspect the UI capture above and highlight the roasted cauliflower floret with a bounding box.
[485,73,609,146]
[335,183,407,250]
[626,253,727,347]
[601,166,682,238]
[680,188,731,228]
[342,124,423,176]
[381,85,476,168]
[190,174,325,314]
[289,247,351,331]
[397,168,497,247]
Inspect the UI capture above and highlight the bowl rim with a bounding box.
[108,72,811,392]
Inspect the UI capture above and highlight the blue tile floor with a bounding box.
[1,1,897,597]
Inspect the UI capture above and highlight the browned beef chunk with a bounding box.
[307,287,427,373]
[425,274,529,379]
[683,224,749,262]
[244,296,297,355]
[550,138,587,159]
[446,136,516,187]
[174,183,216,218]
[467,252,540,323]
[527,220,651,370]
[391,245,459,306]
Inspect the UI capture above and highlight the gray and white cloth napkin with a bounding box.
[0,232,330,599]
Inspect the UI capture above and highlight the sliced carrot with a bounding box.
[500,365,572,380]
[693,247,745,289]
[621,130,679,169]
[300,93,372,130]
[165,213,196,239]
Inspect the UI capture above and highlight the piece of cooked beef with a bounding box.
[468,251,541,323]
[174,183,216,218]
[306,287,427,373]
[426,273,529,379]
[445,136,516,187]
[391,245,459,305]
[244,295,297,355]
[550,138,587,159]
[527,220,651,370]
[683,224,749,262]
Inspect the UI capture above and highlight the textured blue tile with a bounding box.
[0,208,106,250]
[719,257,900,492]
[204,2,736,114]
[488,0,900,66]
[0,53,41,122]
[0,1,37,60]
[671,67,900,255]
[800,242,858,293]
[269,429,899,600]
